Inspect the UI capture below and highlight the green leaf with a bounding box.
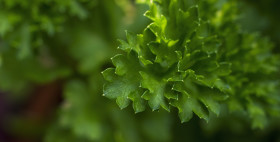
[103,52,144,109]
[216,62,232,76]
[128,90,147,113]
[140,71,169,111]
[247,102,267,129]
[171,92,209,123]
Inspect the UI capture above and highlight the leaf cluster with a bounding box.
[103,0,280,128]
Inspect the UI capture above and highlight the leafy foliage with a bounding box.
[0,0,280,141]
[1,0,173,141]
[103,0,280,128]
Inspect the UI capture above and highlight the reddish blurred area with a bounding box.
[0,81,63,142]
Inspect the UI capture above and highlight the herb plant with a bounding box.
[0,0,279,141]
[103,0,280,129]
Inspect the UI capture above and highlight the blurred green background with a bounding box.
[0,0,279,142]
